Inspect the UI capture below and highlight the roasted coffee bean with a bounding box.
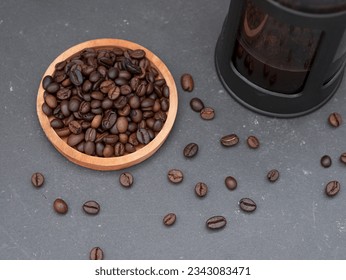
[102,110,117,130]
[183,143,199,158]
[267,169,279,182]
[118,104,131,117]
[119,172,134,188]
[114,142,125,156]
[100,80,115,94]
[116,116,128,133]
[190,97,204,112]
[137,128,150,144]
[107,67,118,79]
[206,216,226,230]
[53,198,68,214]
[120,84,132,95]
[55,127,71,137]
[103,144,114,157]
[79,101,91,114]
[57,88,71,100]
[239,198,257,212]
[101,98,113,110]
[225,176,237,190]
[125,143,136,153]
[124,58,141,74]
[45,94,58,109]
[195,182,208,197]
[42,75,53,90]
[42,102,53,116]
[200,107,215,120]
[247,136,260,149]
[67,133,85,146]
[60,100,71,117]
[152,119,163,132]
[340,153,346,165]
[103,134,119,145]
[84,141,95,155]
[320,155,332,168]
[69,68,83,86]
[181,73,194,92]
[130,49,145,59]
[76,141,85,153]
[91,115,102,128]
[85,128,97,142]
[167,169,183,184]
[46,82,60,94]
[68,120,82,134]
[31,172,45,188]
[89,71,101,83]
[220,134,239,147]
[82,80,92,93]
[96,142,105,156]
[118,70,132,80]
[68,98,81,112]
[162,85,169,98]
[83,200,100,215]
[50,118,64,129]
[113,95,127,109]
[160,98,169,112]
[325,181,340,197]
[108,86,121,100]
[90,247,104,260]
[328,112,342,127]
[91,91,104,101]
[163,213,176,226]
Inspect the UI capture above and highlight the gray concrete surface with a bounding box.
[0,0,346,259]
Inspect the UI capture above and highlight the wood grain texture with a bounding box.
[37,38,178,170]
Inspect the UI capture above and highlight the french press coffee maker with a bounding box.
[215,0,346,117]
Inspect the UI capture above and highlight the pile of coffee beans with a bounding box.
[42,47,170,157]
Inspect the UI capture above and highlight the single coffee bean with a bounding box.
[85,128,97,142]
[340,153,346,165]
[247,136,260,149]
[206,216,227,230]
[163,213,176,226]
[103,144,114,157]
[320,155,332,168]
[200,107,215,120]
[68,98,81,112]
[42,102,53,116]
[69,68,83,86]
[239,198,257,212]
[102,110,117,130]
[84,141,95,155]
[42,75,53,90]
[167,169,183,184]
[90,247,104,260]
[46,82,60,94]
[107,67,118,79]
[181,73,194,92]
[56,88,71,100]
[45,94,58,109]
[82,200,100,215]
[183,143,199,158]
[225,176,237,191]
[119,172,134,188]
[116,116,128,133]
[50,118,64,129]
[53,198,68,214]
[328,112,342,127]
[190,97,204,112]
[67,133,85,146]
[325,180,340,197]
[267,169,279,182]
[114,142,125,156]
[55,127,71,137]
[195,182,208,197]
[130,49,146,59]
[220,134,239,147]
[31,172,45,188]
[68,120,82,134]
[137,128,150,144]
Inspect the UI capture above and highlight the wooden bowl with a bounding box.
[37,38,178,170]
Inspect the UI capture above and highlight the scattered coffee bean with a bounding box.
[90,247,104,260]
[167,169,184,184]
[340,153,346,165]
[325,180,340,197]
[206,216,227,230]
[239,198,257,212]
[220,134,239,147]
[53,198,68,214]
[83,200,100,215]
[163,213,176,226]
[320,155,332,168]
[31,172,45,188]
[328,112,342,127]
[195,182,208,197]
[200,107,215,120]
[267,169,279,182]
[225,176,237,191]
[183,143,199,158]
[181,73,194,92]
[119,172,134,188]
[247,136,260,149]
[190,97,204,112]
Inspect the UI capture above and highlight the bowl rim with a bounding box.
[36,38,178,170]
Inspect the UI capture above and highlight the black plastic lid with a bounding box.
[274,0,346,13]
